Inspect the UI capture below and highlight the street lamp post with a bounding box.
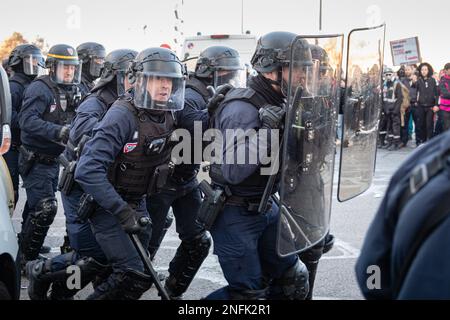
[319,0,323,31]
[241,0,244,34]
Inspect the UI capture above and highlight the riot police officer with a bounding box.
[204,31,310,300]
[74,47,186,300]
[76,42,106,97]
[18,44,82,265]
[5,44,45,207]
[146,45,246,299]
[25,49,137,300]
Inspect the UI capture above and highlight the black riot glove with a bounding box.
[116,205,150,234]
[259,105,286,130]
[206,84,233,115]
[58,125,70,144]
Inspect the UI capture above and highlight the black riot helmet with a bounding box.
[92,49,137,95]
[8,44,45,76]
[310,44,331,74]
[46,44,81,85]
[130,47,187,111]
[76,42,106,80]
[251,31,314,96]
[195,46,246,88]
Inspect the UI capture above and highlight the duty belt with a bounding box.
[35,153,58,165]
[171,170,198,184]
[226,195,272,213]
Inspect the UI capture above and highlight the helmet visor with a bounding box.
[89,56,106,78]
[133,72,185,111]
[50,61,82,85]
[282,59,320,98]
[23,54,45,76]
[214,68,247,88]
[116,71,132,96]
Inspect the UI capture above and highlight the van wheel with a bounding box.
[0,281,11,300]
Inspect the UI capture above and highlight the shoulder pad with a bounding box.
[186,77,210,102]
[221,87,266,109]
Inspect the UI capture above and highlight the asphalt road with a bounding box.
[13,142,415,300]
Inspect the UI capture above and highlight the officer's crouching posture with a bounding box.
[74,47,186,300]
[147,45,246,299]
[25,49,137,300]
[203,31,310,300]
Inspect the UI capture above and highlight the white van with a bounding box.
[0,65,19,300]
[181,34,258,73]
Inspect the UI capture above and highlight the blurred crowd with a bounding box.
[378,62,450,151]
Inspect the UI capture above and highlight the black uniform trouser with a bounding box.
[378,111,387,144]
[386,110,401,143]
[401,108,412,145]
[415,105,434,143]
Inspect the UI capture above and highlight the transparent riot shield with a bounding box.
[277,35,344,256]
[338,25,386,202]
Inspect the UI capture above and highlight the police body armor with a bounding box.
[36,75,80,126]
[185,75,211,103]
[209,87,276,194]
[9,73,32,148]
[107,96,175,200]
[59,87,118,198]
[171,75,210,184]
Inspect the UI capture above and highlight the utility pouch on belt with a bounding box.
[77,193,97,223]
[57,154,77,195]
[19,145,36,177]
[147,162,175,196]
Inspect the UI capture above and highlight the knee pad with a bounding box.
[88,269,152,300]
[166,232,212,298]
[228,287,267,300]
[50,256,111,300]
[271,259,309,300]
[323,233,335,254]
[299,238,326,265]
[21,197,58,261]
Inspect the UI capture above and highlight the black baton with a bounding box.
[129,217,171,300]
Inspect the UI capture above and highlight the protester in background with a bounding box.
[397,67,413,147]
[438,63,450,131]
[414,63,439,145]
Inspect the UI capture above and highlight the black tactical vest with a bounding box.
[107,97,175,200]
[10,73,31,88]
[66,87,118,161]
[36,75,80,126]
[186,76,210,103]
[10,74,32,146]
[209,87,280,191]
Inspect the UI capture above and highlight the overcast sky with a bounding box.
[1,0,448,70]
